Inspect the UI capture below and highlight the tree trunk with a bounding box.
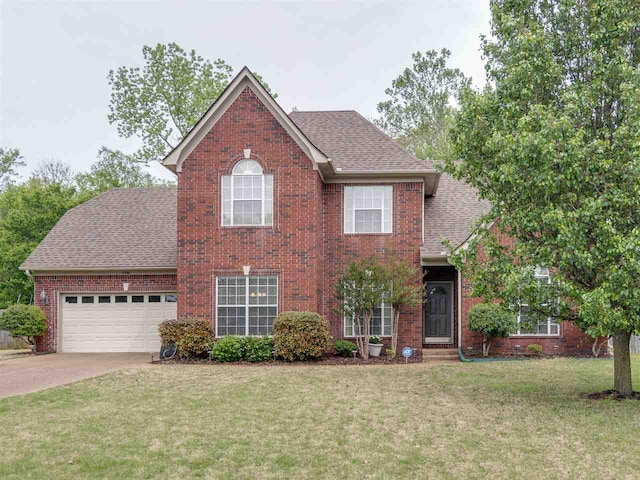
[613,330,633,396]
[391,308,400,355]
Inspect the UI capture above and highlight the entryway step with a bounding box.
[422,348,459,361]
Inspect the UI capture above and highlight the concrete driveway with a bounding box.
[0,353,151,399]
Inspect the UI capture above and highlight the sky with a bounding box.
[0,0,491,182]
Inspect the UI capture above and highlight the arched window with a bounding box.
[222,160,273,226]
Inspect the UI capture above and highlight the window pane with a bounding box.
[98,296,111,304]
[264,175,273,226]
[148,295,161,303]
[218,277,245,305]
[65,296,78,304]
[81,296,94,304]
[222,175,232,226]
[355,209,382,233]
[217,306,246,336]
[131,295,144,303]
[344,187,354,233]
[248,306,277,335]
[165,294,177,303]
[232,160,262,175]
[115,295,128,303]
[233,200,262,225]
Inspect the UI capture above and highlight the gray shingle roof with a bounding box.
[21,188,176,271]
[290,110,434,172]
[422,173,492,257]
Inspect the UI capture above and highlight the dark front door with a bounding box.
[424,282,452,343]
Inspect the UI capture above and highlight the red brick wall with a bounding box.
[459,226,597,356]
[321,182,424,352]
[33,274,177,352]
[177,87,325,324]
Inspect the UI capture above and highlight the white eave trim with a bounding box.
[162,66,329,173]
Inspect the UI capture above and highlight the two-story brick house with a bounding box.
[21,68,596,356]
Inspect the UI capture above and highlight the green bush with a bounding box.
[468,303,516,356]
[211,336,244,362]
[242,336,274,362]
[0,305,46,345]
[158,318,214,358]
[273,311,331,361]
[334,339,357,357]
[527,344,544,355]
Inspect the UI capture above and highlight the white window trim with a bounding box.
[343,303,393,338]
[344,185,393,234]
[221,161,273,227]
[215,276,278,337]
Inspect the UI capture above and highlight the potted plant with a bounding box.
[368,335,383,357]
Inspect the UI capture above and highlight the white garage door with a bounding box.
[61,293,177,352]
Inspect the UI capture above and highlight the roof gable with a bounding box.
[163,67,328,173]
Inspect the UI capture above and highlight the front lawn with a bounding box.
[1,357,640,479]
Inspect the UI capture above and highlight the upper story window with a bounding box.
[222,160,273,226]
[344,186,393,234]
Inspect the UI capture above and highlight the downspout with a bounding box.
[457,269,472,363]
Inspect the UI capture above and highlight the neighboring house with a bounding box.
[20,68,595,356]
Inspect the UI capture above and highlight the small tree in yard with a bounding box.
[468,303,516,356]
[384,258,423,357]
[334,257,388,359]
[0,305,46,347]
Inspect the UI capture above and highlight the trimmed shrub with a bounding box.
[273,311,331,361]
[158,318,214,359]
[334,339,357,357]
[242,336,274,362]
[0,305,46,345]
[211,336,244,362]
[468,303,516,356]
[527,344,544,355]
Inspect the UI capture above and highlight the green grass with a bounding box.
[1,357,640,479]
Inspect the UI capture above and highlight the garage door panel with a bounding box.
[62,292,176,352]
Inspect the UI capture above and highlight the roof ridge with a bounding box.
[290,109,357,114]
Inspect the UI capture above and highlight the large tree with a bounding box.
[447,0,640,396]
[0,147,25,191]
[0,179,83,307]
[108,43,275,163]
[376,49,469,161]
[76,147,173,194]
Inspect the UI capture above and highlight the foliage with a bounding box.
[446,0,640,394]
[0,147,25,191]
[76,147,173,193]
[0,305,46,345]
[108,43,276,163]
[210,336,274,362]
[376,49,470,161]
[383,256,423,355]
[158,317,214,359]
[272,311,331,361]
[210,336,245,362]
[334,257,389,359]
[0,179,85,307]
[468,303,516,356]
[30,160,75,189]
[334,339,357,357]
[369,335,382,345]
[241,336,274,362]
[527,344,544,355]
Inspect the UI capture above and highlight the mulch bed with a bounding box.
[585,390,640,401]
[153,354,423,367]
